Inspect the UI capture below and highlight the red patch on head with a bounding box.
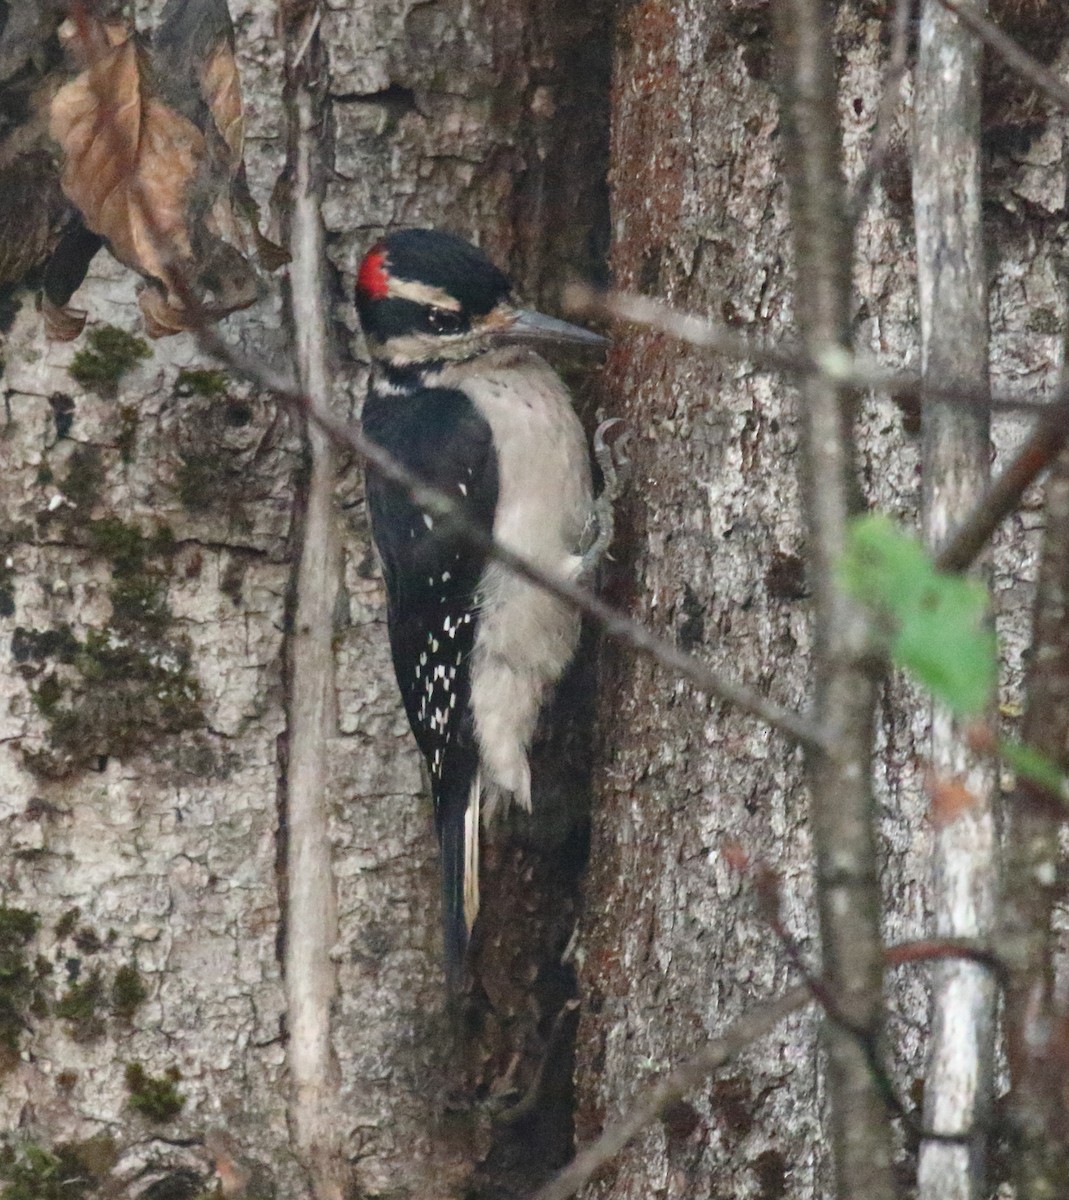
[356,245,390,301]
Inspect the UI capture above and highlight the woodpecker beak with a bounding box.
[500,307,609,348]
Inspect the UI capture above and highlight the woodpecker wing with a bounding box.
[362,386,499,982]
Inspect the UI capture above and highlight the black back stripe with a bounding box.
[362,381,498,819]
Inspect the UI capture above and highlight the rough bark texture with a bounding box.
[775,0,895,1192]
[0,0,609,1196]
[1000,445,1069,1197]
[572,3,1065,1199]
[1,1,1067,1198]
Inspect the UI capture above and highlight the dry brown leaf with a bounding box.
[137,286,194,338]
[201,39,244,165]
[929,774,979,827]
[58,17,132,66]
[49,36,205,296]
[42,296,88,341]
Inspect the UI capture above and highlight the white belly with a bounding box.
[443,348,592,816]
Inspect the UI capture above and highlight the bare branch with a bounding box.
[886,938,1006,979]
[566,283,810,376]
[936,396,1069,572]
[529,931,1004,1200]
[280,12,346,1198]
[914,0,998,1190]
[529,986,812,1200]
[569,283,1068,417]
[1000,445,1069,1193]
[937,0,1069,112]
[773,0,895,1193]
[575,288,1069,580]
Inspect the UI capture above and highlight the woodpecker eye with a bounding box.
[426,307,464,334]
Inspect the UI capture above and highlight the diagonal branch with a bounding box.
[529,986,813,1200]
[190,323,828,751]
[529,934,1003,1200]
[936,396,1069,572]
[937,0,1069,111]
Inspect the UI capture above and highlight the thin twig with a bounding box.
[885,938,1007,980]
[766,887,994,1145]
[529,986,813,1200]
[529,933,1002,1200]
[575,284,1068,576]
[999,445,1069,1192]
[936,395,1069,572]
[568,284,1068,416]
[773,0,896,1192]
[566,283,810,376]
[282,23,346,1200]
[937,0,1069,112]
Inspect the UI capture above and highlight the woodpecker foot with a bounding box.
[579,417,631,582]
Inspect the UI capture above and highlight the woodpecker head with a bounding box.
[355,228,606,371]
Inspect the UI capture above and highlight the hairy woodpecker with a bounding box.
[356,228,616,987]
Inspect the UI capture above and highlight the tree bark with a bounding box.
[913,0,997,1194]
[572,2,1063,1198]
[1,1,1066,1198]
[0,0,609,1195]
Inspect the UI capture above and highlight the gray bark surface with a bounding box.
[0,1,1064,1198]
[0,0,608,1195]
[572,3,1063,1199]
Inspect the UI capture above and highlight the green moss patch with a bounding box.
[117,406,139,463]
[174,368,230,400]
[110,965,147,1020]
[69,327,151,397]
[124,1062,185,1122]
[0,907,47,1070]
[13,518,203,779]
[61,446,106,512]
[0,1134,118,1200]
[0,524,32,620]
[55,968,106,1042]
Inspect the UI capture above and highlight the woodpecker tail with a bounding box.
[437,768,481,991]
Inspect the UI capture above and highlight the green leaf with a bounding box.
[1000,738,1069,799]
[841,514,997,715]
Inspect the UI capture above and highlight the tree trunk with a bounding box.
[1,1,1064,1198]
[573,2,1061,1198]
[0,0,609,1195]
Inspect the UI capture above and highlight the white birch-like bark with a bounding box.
[283,45,346,1198]
[913,6,998,1197]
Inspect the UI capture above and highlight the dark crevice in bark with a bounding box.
[511,0,614,305]
[461,1,613,1196]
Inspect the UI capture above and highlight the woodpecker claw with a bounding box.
[580,418,630,581]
